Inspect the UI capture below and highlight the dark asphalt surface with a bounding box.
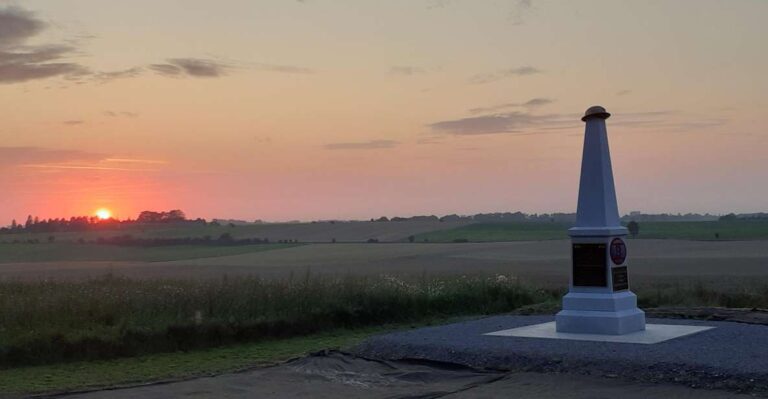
[354,316,768,395]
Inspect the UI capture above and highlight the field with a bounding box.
[3,239,768,284]
[0,220,468,244]
[416,219,768,242]
[3,220,768,394]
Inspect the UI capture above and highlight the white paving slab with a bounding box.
[485,322,714,344]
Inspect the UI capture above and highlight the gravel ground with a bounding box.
[354,316,768,396]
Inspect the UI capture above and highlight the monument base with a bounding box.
[556,291,645,335]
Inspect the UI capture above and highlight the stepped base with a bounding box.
[556,291,646,335]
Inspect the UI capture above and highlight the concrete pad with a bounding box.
[486,321,714,344]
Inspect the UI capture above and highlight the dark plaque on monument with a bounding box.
[612,266,629,291]
[572,243,607,287]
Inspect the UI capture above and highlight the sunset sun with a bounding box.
[95,208,112,220]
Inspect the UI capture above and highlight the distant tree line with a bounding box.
[1,210,206,234]
[371,212,578,223]
[719,213,768,221]
[368,211,742,224]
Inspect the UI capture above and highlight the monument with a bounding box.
[485,106,714,342]
[554,105,645,335]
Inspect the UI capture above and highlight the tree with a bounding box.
[627,221,639,238]
[408,235,415,243]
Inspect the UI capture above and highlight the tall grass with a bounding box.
[0,274,552,367]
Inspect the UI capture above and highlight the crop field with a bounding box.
[415,219,768,242]
[0,243,299,263]
[0,220,468,244]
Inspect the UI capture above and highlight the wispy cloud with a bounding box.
[20,164,158,172]
[469,97,554,114]
[92,67,144,83]
[509,0,533,25]
[251,62,313,74]
[150,58,312,78]
[324,140,399,150]
[0,146,104,167]
[430,108,730,136]
[150,58,230,78]
[0,6,88,84]
[616,89,632,96]
[104,158,167,165]
[62,120,84,126]
[429,112,574,135]
[103,110,139,118]
[389,66,427,76]
[468,66,541,84]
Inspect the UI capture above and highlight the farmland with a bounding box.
[3,219,768,394]
[415,219,768,242]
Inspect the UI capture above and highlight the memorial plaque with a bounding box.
[612,266,629,291]
[610,238,627,265]
[572,243,607,287]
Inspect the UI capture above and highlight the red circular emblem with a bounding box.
[610,238,627,265]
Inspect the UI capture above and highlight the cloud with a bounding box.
[0,6,45,45]
[324,140,399,150]
[390,66,427,76]
[469,97,554,114]
[429,112,572,135]
[150,58,312,78]
[468,66,541,84]
[616,89,632,96]
[509,0,533,25]
[103,110,138,118]
[150,58,229,78]
[252,62,313,74]
[0,146,105,167]
[62,120,84,125]
[0,6,89,84]
[92,67,144,83]
[430,108,729,136]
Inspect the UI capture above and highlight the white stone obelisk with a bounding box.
[555,106,645,335]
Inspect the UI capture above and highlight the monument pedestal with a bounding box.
[556,292,645,335]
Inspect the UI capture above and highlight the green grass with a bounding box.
[415,220,768,242]
[415,222,569,242]
[0,274,550,368]
[0,325,405,395]
[628,220,768,240]
[0,243,298,263]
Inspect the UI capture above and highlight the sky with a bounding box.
[0,0,766,222]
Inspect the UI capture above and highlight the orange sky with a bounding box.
[1,1,766,222]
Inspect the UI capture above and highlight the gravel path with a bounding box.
[354,316,768,395]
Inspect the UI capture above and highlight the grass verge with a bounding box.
[0,323,432,395]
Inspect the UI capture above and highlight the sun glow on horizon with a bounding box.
[95,208,112,220]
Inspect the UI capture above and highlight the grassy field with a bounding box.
[0,274,550,368]
[0,325,411,395]
[415,220,768,242]
[0,243,298,263]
